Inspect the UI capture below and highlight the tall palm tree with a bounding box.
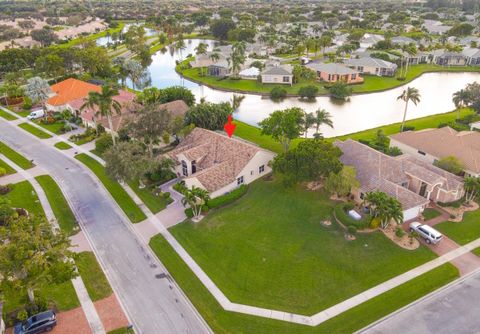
[81,85,121,145]
[397,87,421,132]
[195,42,208,76]
[312,108,333,138]
[302,112,316,138]
[209,52,220,63]
[452,88,471,119]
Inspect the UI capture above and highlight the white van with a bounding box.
[26,109,45,120]
[410,222,443,244]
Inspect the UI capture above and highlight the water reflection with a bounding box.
[130,39,480,137]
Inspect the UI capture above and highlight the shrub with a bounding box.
[395,226,405,238]
[387,146,403,156]
[95,133,113,155]
[22,96,32,110]
[370,217,381,229]
[0,185,11,195]
[16,309,28,322]
[162,192,171,199]
[173,181,187,195]
[298,85,319,99]
[347,225,357,235]
[328,81,352,100]
[334,203,371,230]
[96,123,105,135]
[438,197,465,208]
[207,185,248,209]
[0,167,6,177]
[343,202,355,211]
[402,125,415,132]
[270,86,287,100]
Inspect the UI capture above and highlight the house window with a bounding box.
[259,165,265,173]
[328,74,332,81]
[351,73,356,80]
[181,161,188,176]
[417,150,426,156]
[358,66,364,72]
[191,160,197,174]
[237,176,244,185]
[401,181,408,188]
[283,76,290,83]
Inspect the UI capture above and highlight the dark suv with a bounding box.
[14,310,57,334]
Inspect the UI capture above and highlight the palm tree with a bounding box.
[452,89,471,119]
[319,35,332,57]
[181,186,210,219]
[464,177,480,203]
[25,76,51,114]
[81,85,121,145]
[195,42,208,76]
[302,112,316,138]
[123,59,148,91]
[175,38,186,61]
[312,108,333,138]
[231,94,245,112]
[364,191,403,229]
[397,87,421,132]
[209,52,220,63]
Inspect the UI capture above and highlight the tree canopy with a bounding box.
[184,102,232,130]
[259,107,304,152]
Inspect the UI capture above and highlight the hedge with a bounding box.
[334,203,371,230]
[207,185,248,209]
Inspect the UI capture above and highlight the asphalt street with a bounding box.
[360,269,480,334]
[0,120,210,334]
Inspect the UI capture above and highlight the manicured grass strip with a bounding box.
[74,153,146,223]
[35,121,66,134]
[0,180,45,218]
[234,108,475,154]
[150,233,458,334]
[472,247,480,257]
[128,179,172,214]
[422,208,442,221]
[107,328,132,334]
[35,175,78,235]
[0,141,34,169]
[40,280,80,311]
[18,122,52,139]
[0,158,16,175]
[435,209,480,245]
[0,108,18,120]
[54,141,73,150]
[75,252,113,302]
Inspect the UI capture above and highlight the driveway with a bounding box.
[0,120,210,333]
[359,269,480,334]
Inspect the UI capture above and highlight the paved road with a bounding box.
[0,120,210,334]
[360,269,480,334]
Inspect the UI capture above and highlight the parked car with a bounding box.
[409,222,443,244]
[26,109,45,120]
[14,310,56,334]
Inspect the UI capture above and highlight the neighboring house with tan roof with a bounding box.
[335,139,464,221]
[168,128,275,198]
[390,127,480,177]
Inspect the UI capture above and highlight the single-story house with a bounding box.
[306,62,363,84]
[167,128,275,198]
[46,78,102,112]
[260,65,293,85]
[239,66,260,80]
[391,36,417,46]
[335,139,464,220]
[390,127,480,178]
[359,33,384,49]
[462,47,480,66]
[422,20,452,35]
[207,59,230,77]
[459,36,480,47]
[434,51,468,66]
[344,57,397,77]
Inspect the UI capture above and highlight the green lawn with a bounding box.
[0,141,35,169]
[472,247,480,257]
[35,175,78,235]
[18,122,52,139]
[107,328,132,334]
[35,120,65,134]
[128,180,173,214]
[422,208,442,221]
[178,62,480,96]
[234,108,475,154]
[54,141,73,150]
[435,209,480,245]
[75,252,113,301]
[0,108,18,120]
[74,153,147,223]
[58,22,125,48]
[0,180,45,218]
[0,158,16,175]
[151,232,458,334]
[170,179,437,315]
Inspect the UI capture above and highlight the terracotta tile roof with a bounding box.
[47,78,101,106]
[168,128,268,192]
[154,100,189,119]
[334,139,463,210]
[390,127,480,174]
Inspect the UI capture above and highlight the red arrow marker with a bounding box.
[224,114,236,138]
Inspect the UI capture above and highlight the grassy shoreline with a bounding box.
[177,61,480,97]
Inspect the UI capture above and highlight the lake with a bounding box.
[132,39,480,137]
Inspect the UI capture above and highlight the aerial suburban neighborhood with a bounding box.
[0,0,480,333]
